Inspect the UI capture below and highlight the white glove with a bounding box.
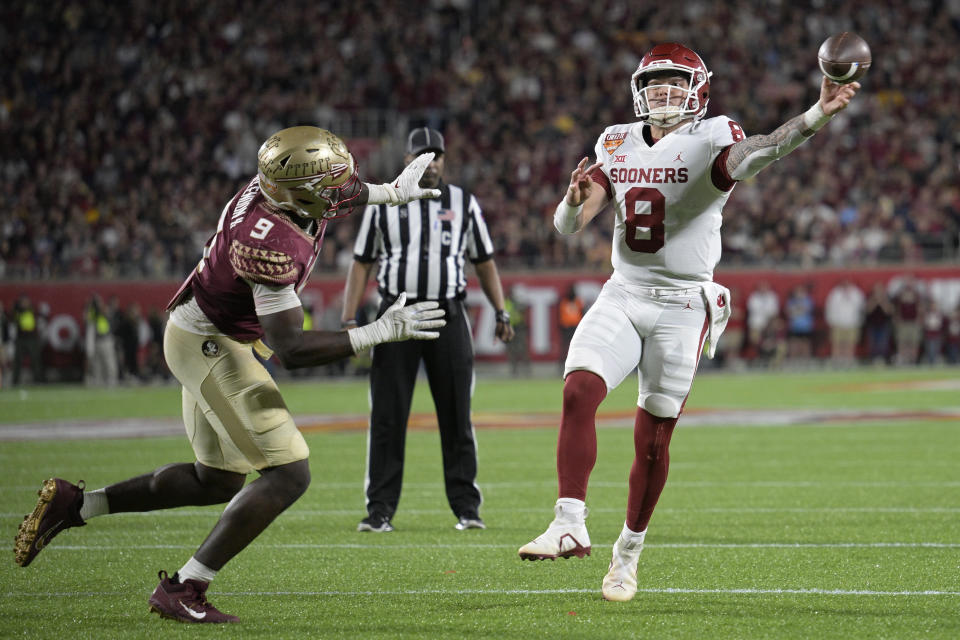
[365,152,442,205]
[347,292,446,353]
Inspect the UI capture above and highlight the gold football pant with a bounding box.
[163,322,308,474]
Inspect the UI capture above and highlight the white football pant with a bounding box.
[564,275,709,419]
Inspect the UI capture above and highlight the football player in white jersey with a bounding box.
[518,42,860,602]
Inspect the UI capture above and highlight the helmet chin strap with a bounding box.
[262,190,330,220]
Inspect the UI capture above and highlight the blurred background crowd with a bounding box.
[2,0,959,384]
[3,0,959,279]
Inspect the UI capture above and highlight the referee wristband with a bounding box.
[554,199,582,234]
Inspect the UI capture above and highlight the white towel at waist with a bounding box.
[700,282,732,359]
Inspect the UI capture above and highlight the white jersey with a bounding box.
[593,116,742,287]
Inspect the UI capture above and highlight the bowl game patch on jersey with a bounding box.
[604,132,627,154]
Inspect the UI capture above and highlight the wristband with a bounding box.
[347,322,382,353]
[365,182,399,205]
[802,102,833,132]
[495,310,510,324]
[554,199,582,234]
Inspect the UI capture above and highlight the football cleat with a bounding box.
[518,503,591,560]
[601,533,645,602]
[357,514,394,533]
[14,478,86,567]
[148,570,239,624]
[455,515,486,530]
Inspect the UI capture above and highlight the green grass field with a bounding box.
[1,367,958,639]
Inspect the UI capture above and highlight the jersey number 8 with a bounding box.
[624,187,665,254]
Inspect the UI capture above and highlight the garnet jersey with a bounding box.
[166,177,322,342]
[591,116,743,287]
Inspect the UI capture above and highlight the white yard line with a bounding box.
[3,505,959,518]
[3,587,958,598]
[39,541,960,550]
[3,480,960,493]
[228,587,960,597]
[2,406,958,441]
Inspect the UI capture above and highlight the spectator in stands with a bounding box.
[892,278,922,365]
[784,284,816,361]
[746,281,779,361]
[12,294,45,385]
[824,280,865,367]
[0,300,9,387]
[920,303,945,364]
[84,294,118,386]
[115,302,144,382]
[557,284,583,371]
[503,287,531,377]
[863,283,895,365]
[145,308,169,381]
[944,309,960,365]
[2,2,957,278]
[758,316,788,370]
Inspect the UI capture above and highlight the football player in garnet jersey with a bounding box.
[14,126,447,623]
[518,43,860,602]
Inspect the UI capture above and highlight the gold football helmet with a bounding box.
[257,126,361,219]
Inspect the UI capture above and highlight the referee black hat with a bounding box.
[406,127,445,156]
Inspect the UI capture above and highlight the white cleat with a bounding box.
[601,532,644,602]
[518,504,591,560]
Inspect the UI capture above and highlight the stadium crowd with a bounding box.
[2,0,959,281]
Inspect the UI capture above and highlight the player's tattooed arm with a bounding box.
[725,79,860,182]
[725,114,812,178]
[725,113,816,181]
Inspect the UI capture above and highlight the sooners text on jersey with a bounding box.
[592,116,742,287]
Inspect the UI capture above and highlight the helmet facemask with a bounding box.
[262,159,362,220]
[631,59,712,127]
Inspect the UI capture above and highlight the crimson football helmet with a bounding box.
[631,43,712,127]
[257,126,361,220]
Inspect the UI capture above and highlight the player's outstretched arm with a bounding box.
[725,77,860,181]
[335,152,441,209]
[259,293,446,369]
[259,306,355,368]
[364,152,441,205]
[346,293,446,352]
[554,157,608,234]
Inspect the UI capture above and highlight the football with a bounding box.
[817,32,871,84]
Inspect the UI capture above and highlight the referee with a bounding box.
[341,127,514,533]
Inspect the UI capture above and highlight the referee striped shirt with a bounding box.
[353,182,495,301]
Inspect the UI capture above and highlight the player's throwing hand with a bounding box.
[819,77,861,116]
[566,157,603,207]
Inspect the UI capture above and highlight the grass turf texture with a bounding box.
[1,367,958,639]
